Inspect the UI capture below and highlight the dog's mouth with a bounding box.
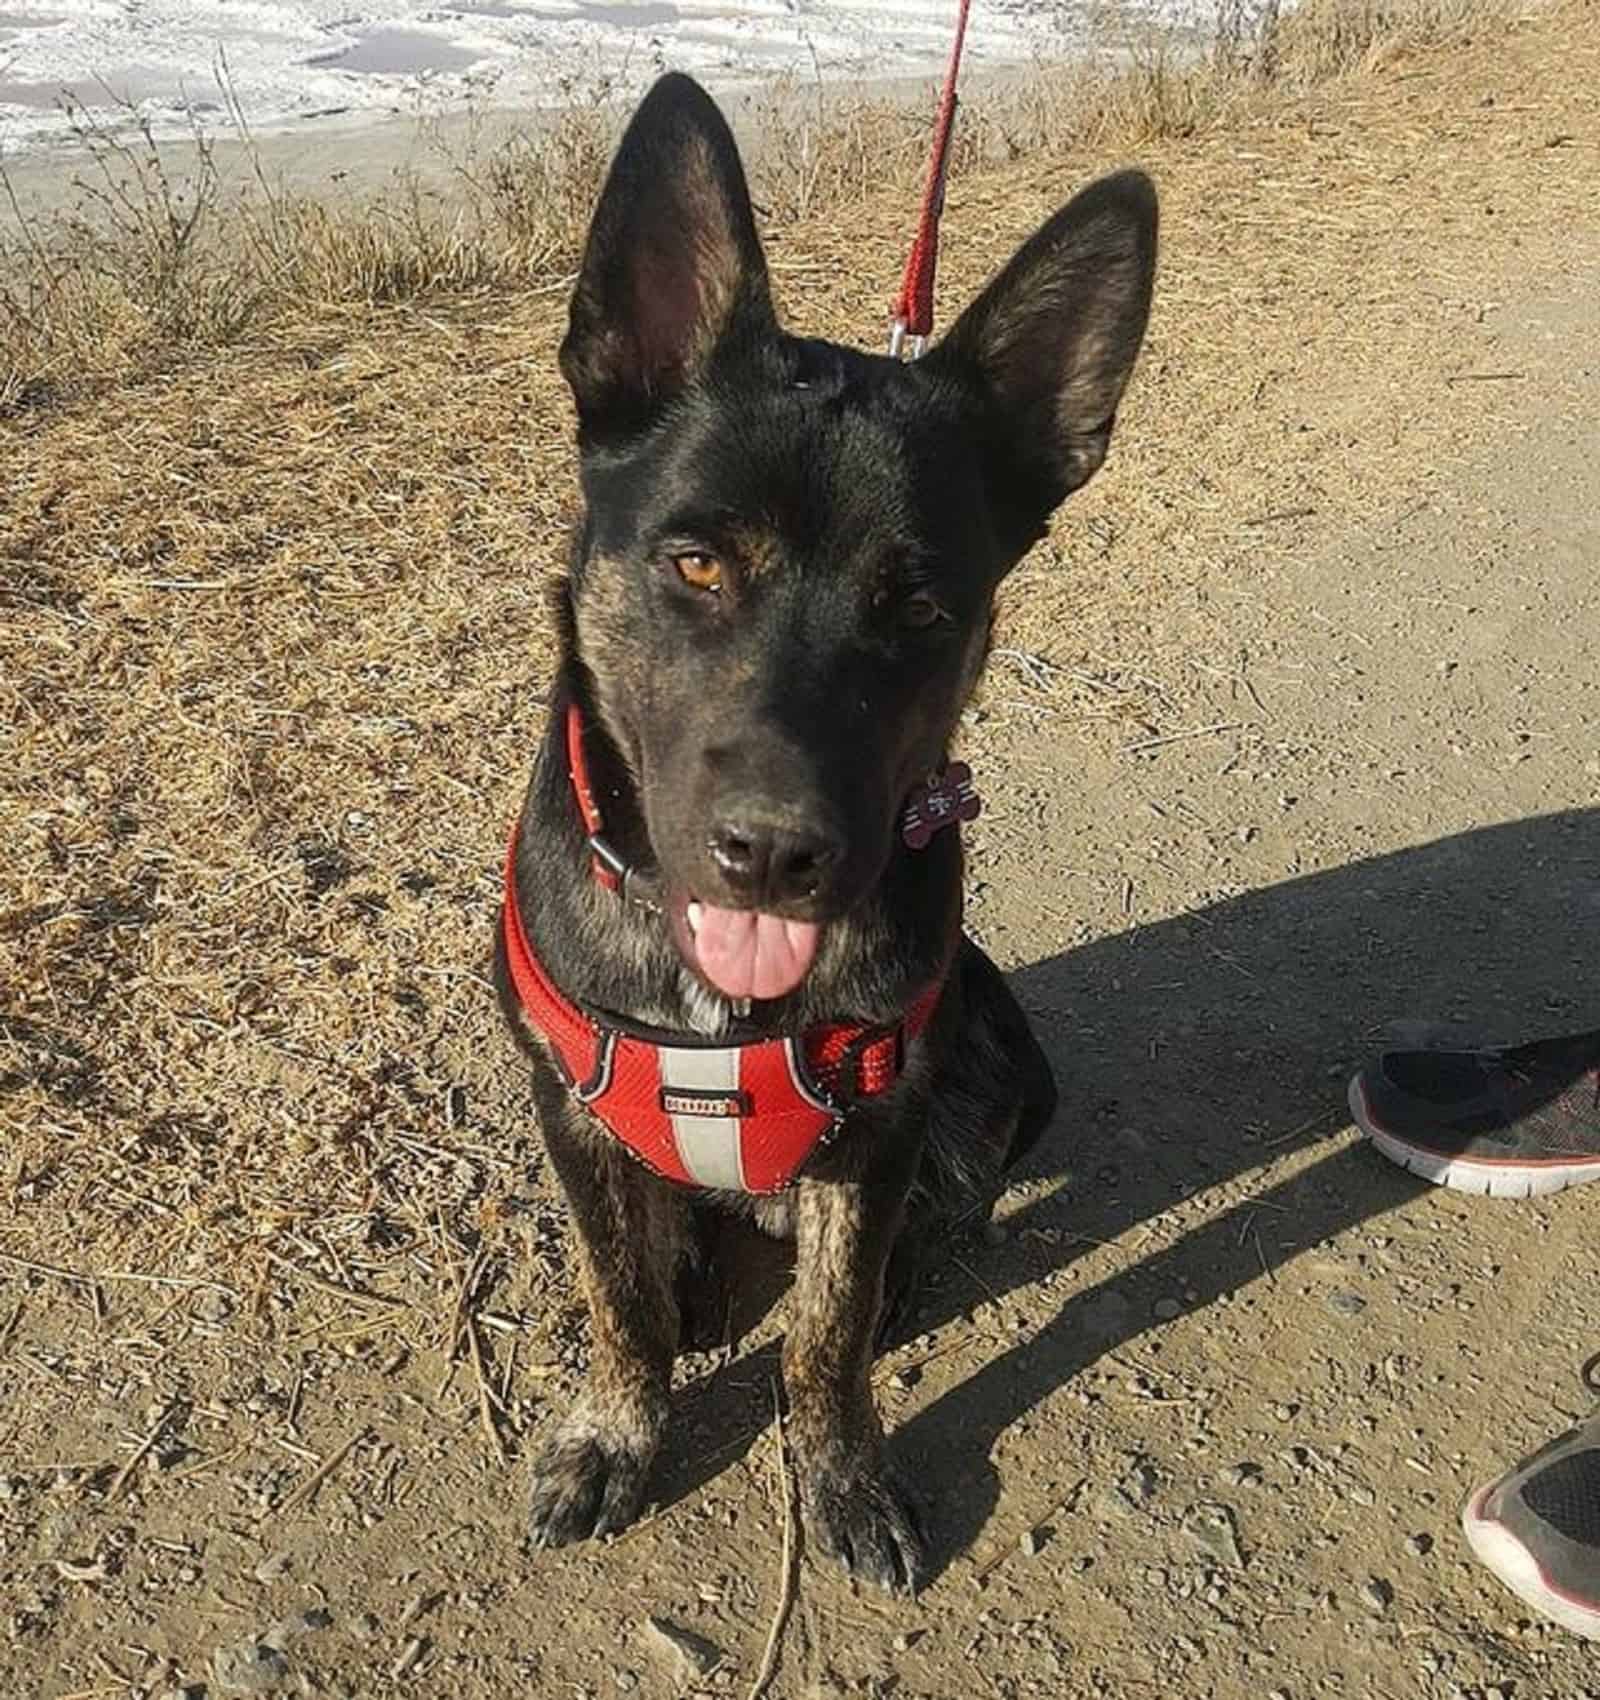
[675,897,822,1002]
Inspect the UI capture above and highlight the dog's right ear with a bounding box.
[560,73,776,439]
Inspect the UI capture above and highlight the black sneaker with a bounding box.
[1348,1027,1600,1197]
[1463,1413,1600,1638]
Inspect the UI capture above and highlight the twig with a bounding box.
[108,1400,179,1501]
[467,1315,509,1468]
[0,1251,234,1296]
[440,1242,488,1382]
[747,1385,798,1700]
[500,1333,517,1410]
[265,1250,409,1312]
[1123,721,1245,754]
[1242,505,1316,526]
[277,1427,368,1516]
[952,1253,1001,1308]
[0,1298,23,1355]
[970,1477,1088,1585]
[1443,370,1525,385]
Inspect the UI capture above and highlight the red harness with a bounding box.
[501,705,952,1194]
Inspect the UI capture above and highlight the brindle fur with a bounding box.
[494,73,1156,1591]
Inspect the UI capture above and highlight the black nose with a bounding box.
[709,818,843,906]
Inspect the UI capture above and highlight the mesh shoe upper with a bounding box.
[1472,1414,1600,1625]
[1359,1027,1600,1159]
[1522,1449,1600,1548]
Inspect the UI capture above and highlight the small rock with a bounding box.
[392,1636,427,1679]
[194,1289,233,1325]
[642,1616,723,1680]
[1223,1462,1263,1489]
[1019,1527,1044,1558]
[1081,1289,1133,1341]
[1360,1577,1395,1615]
[1183,1502,1245,1569]
[1326,1291,1367,1318]
[891,1630,921,1653]
[1153,1298,1182,1321]
[615,1671,639,1692]
[1406,1533,1434,1559]
[266,1607,332,1646]
[253,1552,292,1585]
[1108,1455,1160,1515]
[211,1638,290,1696]
[350,1612,381,1641]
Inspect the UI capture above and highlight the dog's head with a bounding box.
[559,74,1156,1002]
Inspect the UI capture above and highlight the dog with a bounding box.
[494,71,1156,1592]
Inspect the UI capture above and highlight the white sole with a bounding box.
[1348,1077,1600,1199]
[1462,1485,1600,1640]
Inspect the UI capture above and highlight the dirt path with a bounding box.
[3,9,1599,1699]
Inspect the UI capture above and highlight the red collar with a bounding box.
[500,701,958,1194]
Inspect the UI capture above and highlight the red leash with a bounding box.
[888,0,974,360]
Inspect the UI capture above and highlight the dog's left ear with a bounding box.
[926,169,1158,548]
[560,73,776,439]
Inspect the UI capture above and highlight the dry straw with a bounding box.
[1,0,1593,1340]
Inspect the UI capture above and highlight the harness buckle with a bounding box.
[586,832,627,881]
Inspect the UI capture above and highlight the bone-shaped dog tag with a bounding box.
[902,761,981,849]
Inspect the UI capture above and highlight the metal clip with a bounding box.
[887,318,927,362]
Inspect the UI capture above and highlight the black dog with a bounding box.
[495,71,1156,1591]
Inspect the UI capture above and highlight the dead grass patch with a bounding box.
[0,0,1535,405]
[1,0,1596,1309]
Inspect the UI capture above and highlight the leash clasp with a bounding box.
[887,317,927,362]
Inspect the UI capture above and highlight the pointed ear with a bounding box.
[926,170,1157,545]
[559,73,776,438]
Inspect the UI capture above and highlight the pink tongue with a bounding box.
[691,905,821,1000]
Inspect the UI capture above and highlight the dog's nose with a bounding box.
[709,818,842,906]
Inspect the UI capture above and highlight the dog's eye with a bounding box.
[673,552,723,594]
[901,591,951,629]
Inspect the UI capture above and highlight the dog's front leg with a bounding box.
[785,1140,925,1593]
[528,1097,685,1549]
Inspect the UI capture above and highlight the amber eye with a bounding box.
[674,552,723,593]
[901,591,950,629]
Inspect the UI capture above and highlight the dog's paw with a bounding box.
[801,1465,925,1594]
[527,1420,655,1549]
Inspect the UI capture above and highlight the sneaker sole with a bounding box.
[1348,1077,1600,1199]
[1462,1483,1600,1639]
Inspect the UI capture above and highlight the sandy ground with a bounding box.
[3,7,1600,1699]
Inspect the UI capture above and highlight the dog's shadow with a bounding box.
[649,805,1600,1579]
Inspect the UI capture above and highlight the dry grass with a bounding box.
[0,0,1529,408]
[1,0,1597,1322]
